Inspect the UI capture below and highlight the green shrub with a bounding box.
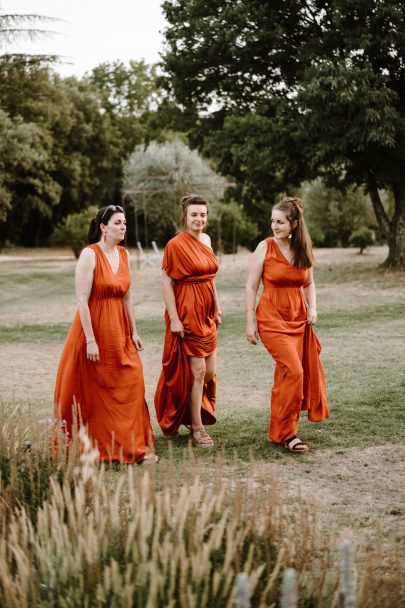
[349,227,375,253]
[50,206,98,258]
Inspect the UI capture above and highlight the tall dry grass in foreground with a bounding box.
[0,402,402,608]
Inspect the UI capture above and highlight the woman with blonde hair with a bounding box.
[245,196,329,452]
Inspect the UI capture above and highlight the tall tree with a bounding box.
[89,61,164,201]
[0,58,117,245]
[162,0,405,267]
[0,8,59,62]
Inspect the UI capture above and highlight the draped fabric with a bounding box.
[256,238,330,443]
[154,232,219,435]
[54,244,154,463]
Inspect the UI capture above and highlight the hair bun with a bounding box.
[285,196,304,215]
[181,193,193,208]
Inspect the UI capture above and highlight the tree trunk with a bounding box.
[368,183,405,268]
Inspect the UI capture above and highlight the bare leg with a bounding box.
[204,350,217,384]
[188,352,216,447]
[189,356,206,428]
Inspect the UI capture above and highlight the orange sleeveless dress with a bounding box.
[256,238,330,443]
[154,232,218,435]
[54,244,154,463]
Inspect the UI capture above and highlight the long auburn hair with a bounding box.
[273,197,313,269]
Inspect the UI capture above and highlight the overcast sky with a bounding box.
[1,0,167,77]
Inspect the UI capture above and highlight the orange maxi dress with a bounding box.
[54,244,154,463]
[256,238,330,443]
[154,232,218,435]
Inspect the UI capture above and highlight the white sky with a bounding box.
[1,0,167,77]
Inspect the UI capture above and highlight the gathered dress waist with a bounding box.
[89,297,125,302]
[175,275,215,285]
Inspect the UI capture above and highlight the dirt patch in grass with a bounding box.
[261,443,405,537]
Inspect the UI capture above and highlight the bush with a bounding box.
[349,227,375,253]
[300,180,377,247]
[50,206,98,257]
[209,201,259,253]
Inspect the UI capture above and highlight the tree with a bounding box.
[349,227,375,254]
[0,9,59,62]
[300,180,377,247]
[50,205,98,258]
[162,0,405,267]
[123,137,230,245]
[88,61,164,201]
[0,58,117,246]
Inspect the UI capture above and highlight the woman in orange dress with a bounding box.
[54,205,155,463]
[154,194,221,447]
[245,197,329,452]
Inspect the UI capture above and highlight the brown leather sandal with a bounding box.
[190,426,214,448]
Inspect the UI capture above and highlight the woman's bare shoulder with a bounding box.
[77,245,96,268]
[255,239,268,253]
[201,232,211,246]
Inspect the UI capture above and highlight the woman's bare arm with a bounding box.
[75,248,99,362]
[162,269,184,338]
[123,250,144,350]
[245,240,266,344]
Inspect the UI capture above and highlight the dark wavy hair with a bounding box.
[273,197,313,269]
[180,193,209,228]
[87,205,125,244]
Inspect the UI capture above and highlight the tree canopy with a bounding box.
[123,137,229,244]
[162,0,405,266]
[0,57,165,247]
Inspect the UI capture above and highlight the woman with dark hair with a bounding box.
[245,197,329,452]
[154,194,221,446]
[54,205,156,463]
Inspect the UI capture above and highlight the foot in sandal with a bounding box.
[190,425,214,447]
[139,453,159,464]
[284,435,309,453]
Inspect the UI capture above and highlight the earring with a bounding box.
[288,233,292,239]
[103,233,107,243]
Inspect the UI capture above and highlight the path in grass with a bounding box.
[0,245,404,542]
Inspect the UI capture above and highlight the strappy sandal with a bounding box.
[284,435,309,453]
[190,426,214,448]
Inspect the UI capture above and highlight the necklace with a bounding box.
[276,239,290,255]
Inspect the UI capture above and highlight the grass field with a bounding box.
[0,245,404,562]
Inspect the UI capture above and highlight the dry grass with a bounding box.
[0,404,403,607]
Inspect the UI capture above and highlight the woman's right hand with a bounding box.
[170,318,185,338]
[86,339,100,362]
[246,320,259,345]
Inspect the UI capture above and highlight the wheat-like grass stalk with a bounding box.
[0,402,403,607]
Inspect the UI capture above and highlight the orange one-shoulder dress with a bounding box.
[256,238,330,443]
[154,232,218,435]
[54,244,154,463]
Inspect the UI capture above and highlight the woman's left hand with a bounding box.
[132,332,144,351]
[307,306,317,325]
[215,311,222,327]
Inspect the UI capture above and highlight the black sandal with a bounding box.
[284,435,309,453]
